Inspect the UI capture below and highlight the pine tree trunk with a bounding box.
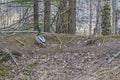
[44,0,51,32]
[68,0,76,34]
[33,0,39,30]
[101,1,111,35]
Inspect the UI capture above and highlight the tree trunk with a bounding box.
[101,1,111,35]
[56,0,68,33]
[89,0,92,36]
[33,0,39,31]
[96,0,101,36]
[44,0,51,32]
[68,0,76,34]
[111,0,117,34]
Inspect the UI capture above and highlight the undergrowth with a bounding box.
[0,49,22,77]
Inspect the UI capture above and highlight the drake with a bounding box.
[35,33,46,48]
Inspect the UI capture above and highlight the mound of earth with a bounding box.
[0,33,120,80]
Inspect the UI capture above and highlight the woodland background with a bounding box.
[0,0,120,80]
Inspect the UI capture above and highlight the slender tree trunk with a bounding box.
[96,0,101,36]
[44,0,51,32]
[111,0,117,34]
[68,0,76,34]
[33,0,39,30]
[89,0,92,36]
[56,4,62,33]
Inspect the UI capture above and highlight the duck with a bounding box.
[35,33,46,48]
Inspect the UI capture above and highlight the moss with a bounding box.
[96,35,120,39]
[43,33,85,44]
[17,36,35,44]
[2,33,86,45]
[0,50,10,62]
[108,34,120,38]
[11,50,22,57]
[0,50,22,63]
[20,75,28,80]
[16,33,77,44]
[43,34,58,43]
[25,62,38,70]
[0,54,10,63]
[0,63,11,76]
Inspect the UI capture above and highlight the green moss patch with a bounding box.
[25,62,38,70]
[0,63,11,76]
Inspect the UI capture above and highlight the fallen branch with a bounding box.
[67,36,76,44]
[107,51,120,64]
[0,30,50,34]
[15,38,25,45]
[115,71,120,76]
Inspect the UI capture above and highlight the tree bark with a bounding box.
[56,0,68,33]
[68,0,76,34]
[111,0,117,34]
[33,0,39,31]
[44,0,51,32]
[89,0,92,36]
[96,0,101,36]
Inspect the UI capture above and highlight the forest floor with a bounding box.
[0,33,120,80]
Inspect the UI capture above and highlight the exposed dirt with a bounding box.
[0,33,120,80]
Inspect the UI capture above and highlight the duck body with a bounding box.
[35,34,46,47]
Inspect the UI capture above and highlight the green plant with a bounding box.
[20,75,28,80]
[25,62,38,70]
[0,50,22,63]
[0,63,11,76]
[11,50,22,57]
